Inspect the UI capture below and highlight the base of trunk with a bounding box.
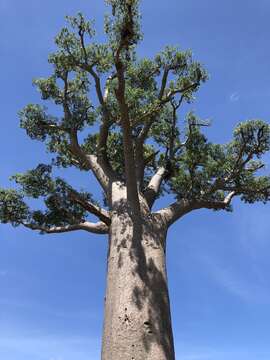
[101,211,175,360]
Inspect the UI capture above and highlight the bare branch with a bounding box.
[135,96,184,191]
[68,129,115,193]
[155,199,194,227]
[22,221,109,234]
[158,68,169,100]
[224,191,236,204]
[98,74,116,163]
[87,154,115,193]
[113,11,141,213]
[156,192,236,228]
[36,116,114,191]
[78,27,105,107]
[104,73,117,102]
[143,167,166,209]
[68,190,111,225]
[37,117,113,190]
[77,28,120,177]
[165,99,181,162]
[60,76,113,189]
[64,29,105,108]
[136,150,160,189]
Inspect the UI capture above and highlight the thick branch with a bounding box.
[136,97,183,191]
[114,19,140,213]
[78,27,105,106]
[68,129,113,193]
[158,68,169,100]
[53,72,114,192]
[79,23,118,170]
[166,98,182,160]
[157,191,236,227]
[68,190,111,225]
[144,167,166,209]
[39,121,108,186]
[22,221,109,234]
[98,74,116,162]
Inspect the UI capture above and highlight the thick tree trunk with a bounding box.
[101,192,175,359]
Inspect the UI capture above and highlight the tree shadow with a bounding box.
[131,216,175,359]
[111,197,175,359]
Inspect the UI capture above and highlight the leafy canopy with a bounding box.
[1,0,270,233]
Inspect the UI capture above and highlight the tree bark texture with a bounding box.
[101,184,175,360]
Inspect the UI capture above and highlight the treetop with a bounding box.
[1,0,270,233]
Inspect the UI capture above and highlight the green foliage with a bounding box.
[53,14,112,74]
[19,104,57,141]
[0,189,30,226]
[18,3,208,176]
[30,178,90,227]
[1,164,95,229]
[105,0,141,50]
[1,0,270,230]
[169,119,270,207]
[231,120,270,157]
[10,164,54,198]
[125,59,158,119]
[240,176,270,203]
[155,46,208,102]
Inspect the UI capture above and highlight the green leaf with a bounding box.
[0,189,30,226]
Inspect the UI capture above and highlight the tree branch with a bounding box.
[68,190,111,225]
[135,149,159,189]
[52,71,114,192]
[38,119,112,190]
[135,82,199,150]
[78,26,105,107]
[98,74,116,163]
[143,167,166,209]
[22,221,109,234]
[158,68,169,100]
[136,97,183,192]
[156,191,236,227]
[113,12,140,213]
[68,129,114,193]
[66,27,118,178]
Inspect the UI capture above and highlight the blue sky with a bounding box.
[1,0,270,359]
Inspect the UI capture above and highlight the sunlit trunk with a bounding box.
[101,194,175,360]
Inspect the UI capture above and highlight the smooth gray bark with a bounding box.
[101,185,175,360]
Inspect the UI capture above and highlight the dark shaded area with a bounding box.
[131,219,175,359]
[111,197,175,359]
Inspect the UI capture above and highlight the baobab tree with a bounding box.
[1,1,270,359]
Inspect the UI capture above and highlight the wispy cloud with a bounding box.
[229,92,240,102]
[0,270,7,276]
